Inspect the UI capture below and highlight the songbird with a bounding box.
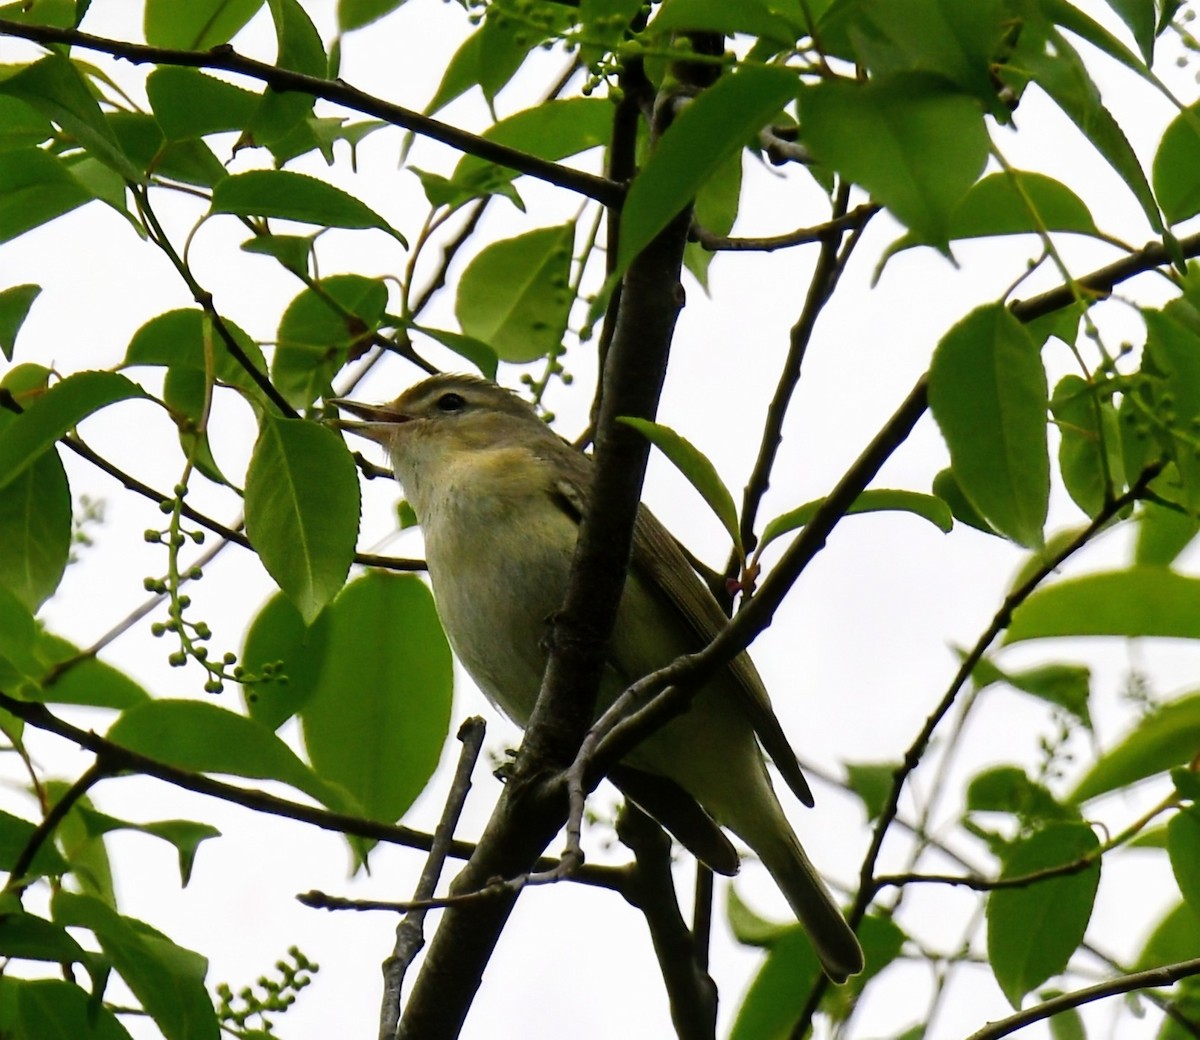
[333,374,863,982]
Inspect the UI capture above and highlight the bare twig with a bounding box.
[382,718,486,1040]
[691,204,880,252]
[963,958,1200,1040]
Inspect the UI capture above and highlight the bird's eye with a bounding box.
[435,392,466,413]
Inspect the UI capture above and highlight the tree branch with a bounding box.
[0,19,623,208]
[963,958,1200,1040]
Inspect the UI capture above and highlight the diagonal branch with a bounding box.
[0,19,624,208]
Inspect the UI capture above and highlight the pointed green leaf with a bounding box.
[0,371,147,491]
[0,148,91,244]
[406,324,498,380]
[800,73,988,249]
[273,275,388,409]
[73,808,220,888]
[242,591,332,730]
[0,978,134,1040]
[1051,374,1125,518]
[51,892,217,1040]
[43,782,115,906]
[966,765,1075,822]
[0,808,69,876]
[250,0,326,147]
[1153,101,1200,225]
[950,171,1099,240]
[0,912,88,966]
[928,304,1049,548]
[1015,27,1161,232]
[106,699,355,813]
[1007,568,1200,644]
[448,98,614,206]
[0,407,68,611]
[932,467,997,535]
[146,68,259,141]
[1169,806,1200,915]
[212,171,405,243]
[844,761,900,822]
[338,0,408,31]
[0,284,40,361]
[987,822,1100,1007]
[0,57,141,181]
[759,489,952,553]
[300,573,452,823]
[620,65,799,271]
[973,658,1092,727]
[1135,500,1199,567]
[455,222,575,363]
[617,416,741,555]
[244,416,360,623]
[1070,692,1200,803]
[31,633,150,708]
[144,0,263,48]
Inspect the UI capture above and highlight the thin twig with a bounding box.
[691,204,880,252]
[7,761,107,888]
[381,717,486,1040]
[963,958,1200,1040]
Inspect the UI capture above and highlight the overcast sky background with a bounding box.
[3,1,1200,1037]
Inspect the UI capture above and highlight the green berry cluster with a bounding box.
[215,947,318,1036]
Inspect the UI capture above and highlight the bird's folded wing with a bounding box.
[546,451,814,810]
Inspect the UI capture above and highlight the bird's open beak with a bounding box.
[326,397,410,444]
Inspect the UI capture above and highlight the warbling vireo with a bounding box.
[333,374,863,982]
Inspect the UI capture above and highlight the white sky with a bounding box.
[2,1,1200,1037]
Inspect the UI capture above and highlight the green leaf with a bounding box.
[950,171,1099,240]
[0,911,88,967]
[250,0,326,147]
[0,371,147,492]
[1135,900,1200,970]
[73,807,220,888]
[1142,307,1200,510]
[1169,806,1200,916]
[0,978,134,1040]
[1013,26,1161,233]
[42,782,115,906]
[338,0,407,31]
[29,633,150,708]
[455,222,575,363]
[242,591,332,730]
[447,98,614,207]
[986,822,1100,1007]
[211,171,404,243]
[52,891,218,1040]
[800,73,988,249]
[0,96,53,150]
[244,416,360,623]
[730,916,900,1040]
[1135,500,1199,567]
[1007,568,1200,644]
[685,146,742,290]
[928,304,1049,548]
[0,284,40,361]
[844,761,899,822]
[0,585,40,681]
[0,0,76,29]
[617,416,742,555]
[1099,0,1157,61]
[619,65,799,272]
[0,148,92,244]
[240,231,314,275]
[273,275,388,409]
[815,0,1011,111]
[146,67,259,141]
[0,407,69,611]
[972,658,1092,727]
[1069,692,1200,803]
[106,699,355,813]
[1153,102,1200,224]
[966,765,1075,822]
[123,308,269,402]
[726,886,795,947]
[932,467,997,535]
[0,808,70,876]
[759,489,953,553]
[0,57,141,181]
[405,324,498,381]
[300,573,453,823]
[144,0,263,48]
[106,111,228,189]
[648,0,798,43]
[1051,374,1125,518]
